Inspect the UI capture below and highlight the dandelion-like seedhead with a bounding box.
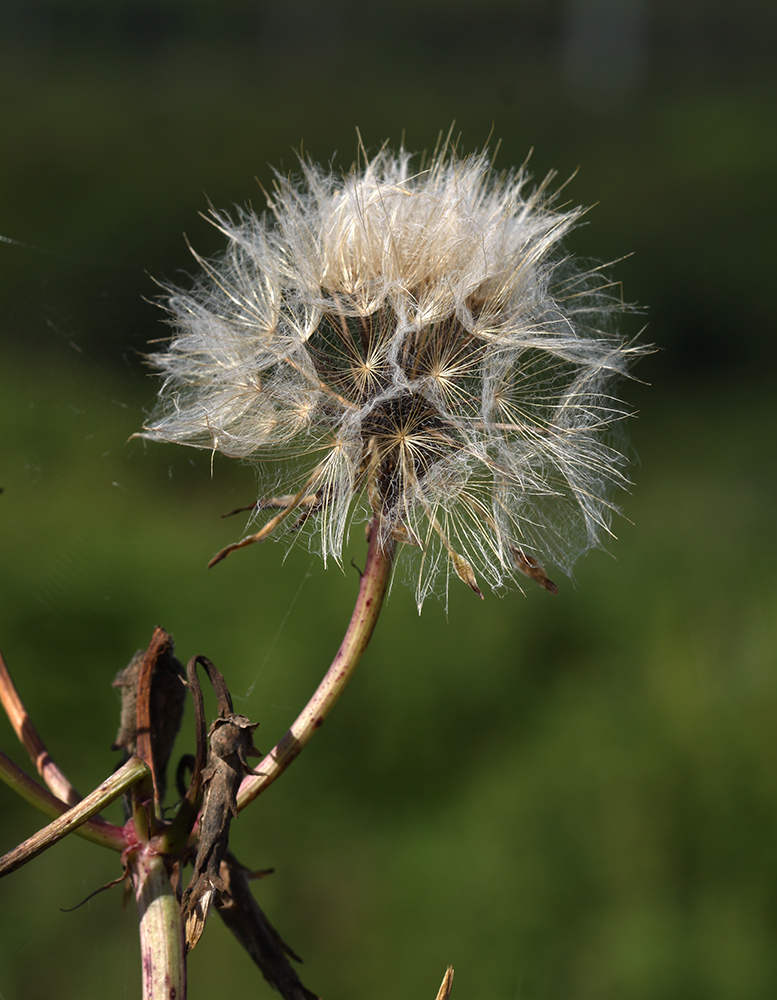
[143,140,642,608]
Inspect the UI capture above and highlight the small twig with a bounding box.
[236,523,394,811]
[0,755,148,878]
[0,648,81,805]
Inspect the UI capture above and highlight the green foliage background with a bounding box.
[1,2,775,998]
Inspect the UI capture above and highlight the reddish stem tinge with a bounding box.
[236,526,394,811]
[0,648,81,806]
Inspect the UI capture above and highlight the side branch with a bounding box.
[0,648,80,805]
[0,749,126,851]
[0,756,145,876]
[236,526,394,811]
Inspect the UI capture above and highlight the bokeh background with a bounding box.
[1,1,775,998]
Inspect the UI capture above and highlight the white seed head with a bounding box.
[142,141,643,608]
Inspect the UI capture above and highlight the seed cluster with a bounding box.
[143,143,641,607]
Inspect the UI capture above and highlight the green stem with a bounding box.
[236,525,394,812]
[0,748,126,853]
[131,848,186,1000]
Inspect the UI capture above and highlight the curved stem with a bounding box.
[236,526,394,811]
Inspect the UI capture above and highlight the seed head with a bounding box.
[142,140,642,608]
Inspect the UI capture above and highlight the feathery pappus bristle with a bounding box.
[142,137,644,609]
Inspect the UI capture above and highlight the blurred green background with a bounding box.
[1,1,775,998]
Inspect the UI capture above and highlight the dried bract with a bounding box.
[181,712,260,950]
[143,140,642,606]
[215,852,319,1000]
[112,630,185,807]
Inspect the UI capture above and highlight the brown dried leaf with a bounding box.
[112,629,186,805]
[181,712,261,951]
[215,852,320,1000]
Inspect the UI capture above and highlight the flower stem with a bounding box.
[131,848,186,1000]
[236,526,394,811]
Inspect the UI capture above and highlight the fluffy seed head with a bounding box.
[142,140,642,607]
